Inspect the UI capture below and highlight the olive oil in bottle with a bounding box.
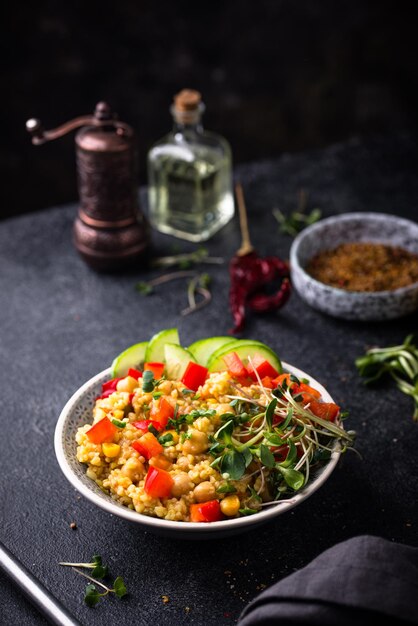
[147,89,234,242]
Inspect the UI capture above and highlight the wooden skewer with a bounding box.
[235,182,254,256]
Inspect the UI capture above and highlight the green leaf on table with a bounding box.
[84,584,101,607]
[114,576,128,598]
[135,281,154,296]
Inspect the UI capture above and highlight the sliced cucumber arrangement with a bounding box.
[110,328,281,381]
[144,328,180,363]
[187,336,235,367]
[111,341,148,378]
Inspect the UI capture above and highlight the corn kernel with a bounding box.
[102,443,121,458]
[220,495,240,517]
[112,409,124,420]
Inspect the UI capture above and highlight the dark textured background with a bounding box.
[3,0,418,220]
[1,135,418,625]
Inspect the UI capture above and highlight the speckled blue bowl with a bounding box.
[290,212,418,321]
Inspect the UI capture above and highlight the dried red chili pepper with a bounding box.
[229,184,291,334]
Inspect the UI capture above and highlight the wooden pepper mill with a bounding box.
[26,102,149,271]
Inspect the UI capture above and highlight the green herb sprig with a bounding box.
[355,334,418,421]
[59,556,127,607]
[135,270,213,317]
[152,247,224,270]
[273,189,321,237]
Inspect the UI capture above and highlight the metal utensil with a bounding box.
[0,541,80,626]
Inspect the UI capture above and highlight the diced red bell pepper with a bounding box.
[298,382,321,399]
[102,377,123,393]
[144,465,174,498]
[128,368,142,380]
[181,362,208,391]
[132,432,163,459]
[133,419,164,434]
[272,374,322,401]
[144,362,165,379]
[308,400,340,421]
[190,500,222,522]
[96,388,116,401]
[261,376,275,389]
[272,373,292,387]
[247,353,279,381]
[223,352,248,379]
[86,417,117,444]
[150,397,174,429]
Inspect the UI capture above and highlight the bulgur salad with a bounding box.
[76,329,354,523]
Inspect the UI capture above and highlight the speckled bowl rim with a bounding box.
[54,364,342,535]
[290,212,418,298]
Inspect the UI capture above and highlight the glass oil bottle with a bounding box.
[147,89,234,242]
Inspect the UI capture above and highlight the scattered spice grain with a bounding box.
[306,242,418,292]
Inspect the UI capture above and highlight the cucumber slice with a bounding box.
[144,328,180,363]
[206,339,249,369]
[188,336,235,367]
[164,343,196,380]
[207,340,282,373]
[111,341,148,378]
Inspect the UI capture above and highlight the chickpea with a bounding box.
[182,429,208,455]
[171,472,194,497]
[193,481,216,503]
[220,495,241,517]
[216,403,234,416]
[176,456,190,470]
[120,457,144,480]
[116,376,139,393]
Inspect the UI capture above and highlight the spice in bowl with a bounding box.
[306,242,418,292]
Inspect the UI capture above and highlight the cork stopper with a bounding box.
[172,89,204,124]
[174,89,202,111]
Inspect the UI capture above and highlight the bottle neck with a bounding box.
[170,103,205,138]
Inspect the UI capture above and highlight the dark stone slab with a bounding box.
[1,133,418,625]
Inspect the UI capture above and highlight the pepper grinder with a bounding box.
[26,102,149,271]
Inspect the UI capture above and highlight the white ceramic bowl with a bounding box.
[290,212,418,321]
[55,364,342,539]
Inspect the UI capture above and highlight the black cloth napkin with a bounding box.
[238,535,418,625]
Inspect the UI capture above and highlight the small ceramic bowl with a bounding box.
[290,212,418,321]
[54,363,342,540]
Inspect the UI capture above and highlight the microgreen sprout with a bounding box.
[181,273,212,316]
[59,555,108,579]
[151,247,224,270]
[273,189,322,237]
[356,334,418,421]
[142,370,155,393]
[59,556,127,608]
[217,370,356,505]
[135,269,214,317]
